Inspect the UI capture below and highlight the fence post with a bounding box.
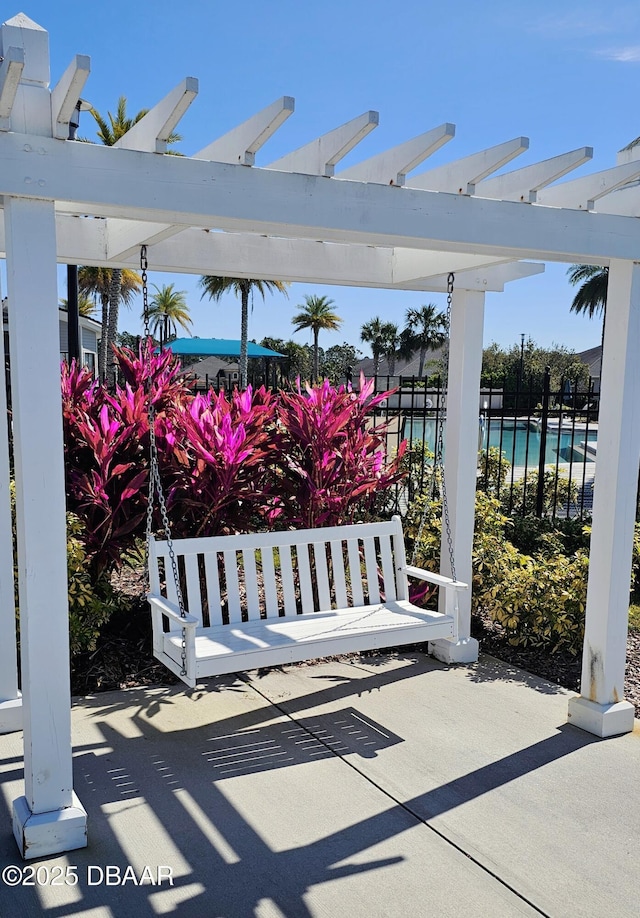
[535,366,551,516]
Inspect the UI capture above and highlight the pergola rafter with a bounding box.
[1,12,639,860]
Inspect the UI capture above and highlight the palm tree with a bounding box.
[567,265,609,371]
[146,283,192,347]
[78,266,141,382]
[361,317,392,376]
[199,276,289,388]
[381,322,401,376]
[567,265,608,320]
[87,97,179,385]
[59,295,97,318]
[291,295,342,383]
[403,304,448,377]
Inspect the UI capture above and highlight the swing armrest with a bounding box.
[148,594,199,628]
[401,565,468,591]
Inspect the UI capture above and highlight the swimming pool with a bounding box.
[405,417,598,467]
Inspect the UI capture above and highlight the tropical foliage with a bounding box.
[146,283,192,346]
[402,304,447,377]
[199,276,289,389]
[62,349,403,573]
[567,265,608,320]
[291,295,342,382]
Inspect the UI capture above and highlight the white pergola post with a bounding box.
[567,259,640,737]
[5,196,87,857]
[429,287,484,664]
[0,279,21,734]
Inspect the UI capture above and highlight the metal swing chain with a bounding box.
[411,272,457,582]
[141,246,188,677]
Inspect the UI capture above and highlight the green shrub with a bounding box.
[482,551,589,655]
[66,515,117,657]
[407,488,589,654]
[507,468,578,516]
[10,481,116,659]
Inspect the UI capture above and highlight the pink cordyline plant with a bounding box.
[271,374,406,528]
[158,384,278,538]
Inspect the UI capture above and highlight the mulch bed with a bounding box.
[71,568,640,718]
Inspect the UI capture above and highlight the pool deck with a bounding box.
[1,651,638,917]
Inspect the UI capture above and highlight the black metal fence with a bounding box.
[363,368,600,521]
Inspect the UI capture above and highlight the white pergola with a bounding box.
[1,13,639,858]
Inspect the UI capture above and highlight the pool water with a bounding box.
[407,417,597,467]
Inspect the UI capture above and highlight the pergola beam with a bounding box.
[113,77,199,153]
[50,54,90,140]
[2,132,639,263]
[194,95,295,165]
[536,160,640,210]
[407,137,529,194]
[338,123,456,185]
[0,214,537,290]
[474,147,594,203]
[0,46,24,124]
[268,110,379,177]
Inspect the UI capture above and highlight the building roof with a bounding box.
[181,355,239,380]
[577,344,602,379]
[164,338,284,358]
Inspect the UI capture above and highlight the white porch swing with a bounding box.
[144,252,468,688]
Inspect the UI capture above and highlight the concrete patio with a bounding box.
[0,651,638,917]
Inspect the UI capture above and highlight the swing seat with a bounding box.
[148,515,467,688]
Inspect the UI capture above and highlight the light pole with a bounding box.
[66,100,92,365]
[519,333,525,385]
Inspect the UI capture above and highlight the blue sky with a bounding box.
[12,0,640,356]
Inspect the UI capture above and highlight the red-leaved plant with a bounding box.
[269,375,406,529]
[158,385,278,538]
[62,351,407,576]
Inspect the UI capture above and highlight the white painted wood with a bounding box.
[195,96,294,165]
[379,537,396,602]
[3,132,640,263]
[13,792,87,860]
[536,160,640,210]
[0,289,20,722]
[113,77,198,154]
[338,123,455,185]
[363,537,380,604]
[407,137,529,194]
[106,219,185,262]
[429,288,485,664]
[617,140,640,165]
[50,54,90,140]
[1,16,51,137]
[5,197,82,828]
[0,47,24,122]
[593,183,640,217]
[149,519,466,683]
[398,261,546,293]
[570,260,640,723]
[475,148,593,203]
[268,110,378,177]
